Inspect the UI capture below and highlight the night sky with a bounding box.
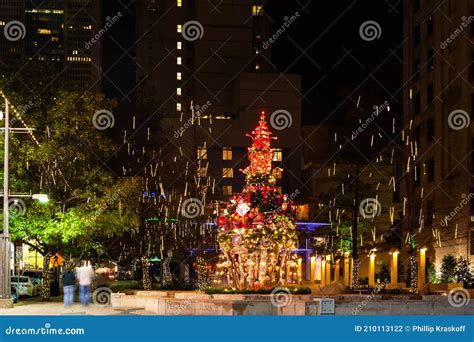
[102,0,403,125]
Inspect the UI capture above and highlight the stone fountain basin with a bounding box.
[112,291,312,315]
[111,291,474,315]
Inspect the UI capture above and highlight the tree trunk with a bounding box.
[162,258,172,287]
[41,252,52,301]
[141,256,152,291]
[409,255,418,293]
[351,164,360,289]
[196,256,208,291]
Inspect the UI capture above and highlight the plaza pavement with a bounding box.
[0,302,153,316]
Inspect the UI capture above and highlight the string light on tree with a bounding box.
[216,111,298,290]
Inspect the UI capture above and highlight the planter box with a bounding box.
[134,291,170,297]
[174,292,209,300]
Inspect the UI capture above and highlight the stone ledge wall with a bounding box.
[111,292,474,316]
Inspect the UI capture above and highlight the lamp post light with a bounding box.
[0,97,48,308]
[0,97,11,308]
[32,194,49,203]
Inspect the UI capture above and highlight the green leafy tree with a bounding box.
[1,89,142,299]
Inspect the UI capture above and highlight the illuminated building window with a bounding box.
[223,185,233,196]
[177,0,182,6]
[26,9,63,14]
[252,5,263,16]
[38,29,51,34]
[197,147,207,160]
[177,25,182,33]
[177,88,182,96]
[274,168,283,179]
[177,41,182,50]
[177,72,182,80]
[222,147,232,160]
[273,149,283,161]
[67,56,91,62]
[177,57,182,65]
[176,103,182,111]
[222,168,233,178]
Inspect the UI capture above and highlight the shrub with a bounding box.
[455,257,472,287]
[203,286,311,295]
[376,260,390,283]
[440,254,457,283]
[426,262,440,284]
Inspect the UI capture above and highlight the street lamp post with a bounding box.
[0,96,48,308]
[0,97,11,308]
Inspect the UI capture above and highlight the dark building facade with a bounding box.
[0,0,102,91]
[402,0,474,266]
[134,0,303,200]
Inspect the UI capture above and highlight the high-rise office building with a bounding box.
[134,0,303,198]
[0,0,102,91]
[402,0,474,265]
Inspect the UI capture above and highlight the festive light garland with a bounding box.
[196,257,209,291]
[162,258,172,287]
[141,256,152,290]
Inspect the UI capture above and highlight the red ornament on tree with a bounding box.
[218,216,228,227]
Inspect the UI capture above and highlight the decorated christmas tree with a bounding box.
[216,111,298,289]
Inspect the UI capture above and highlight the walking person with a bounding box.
[77,263,95,306]
[61,266,75,307]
